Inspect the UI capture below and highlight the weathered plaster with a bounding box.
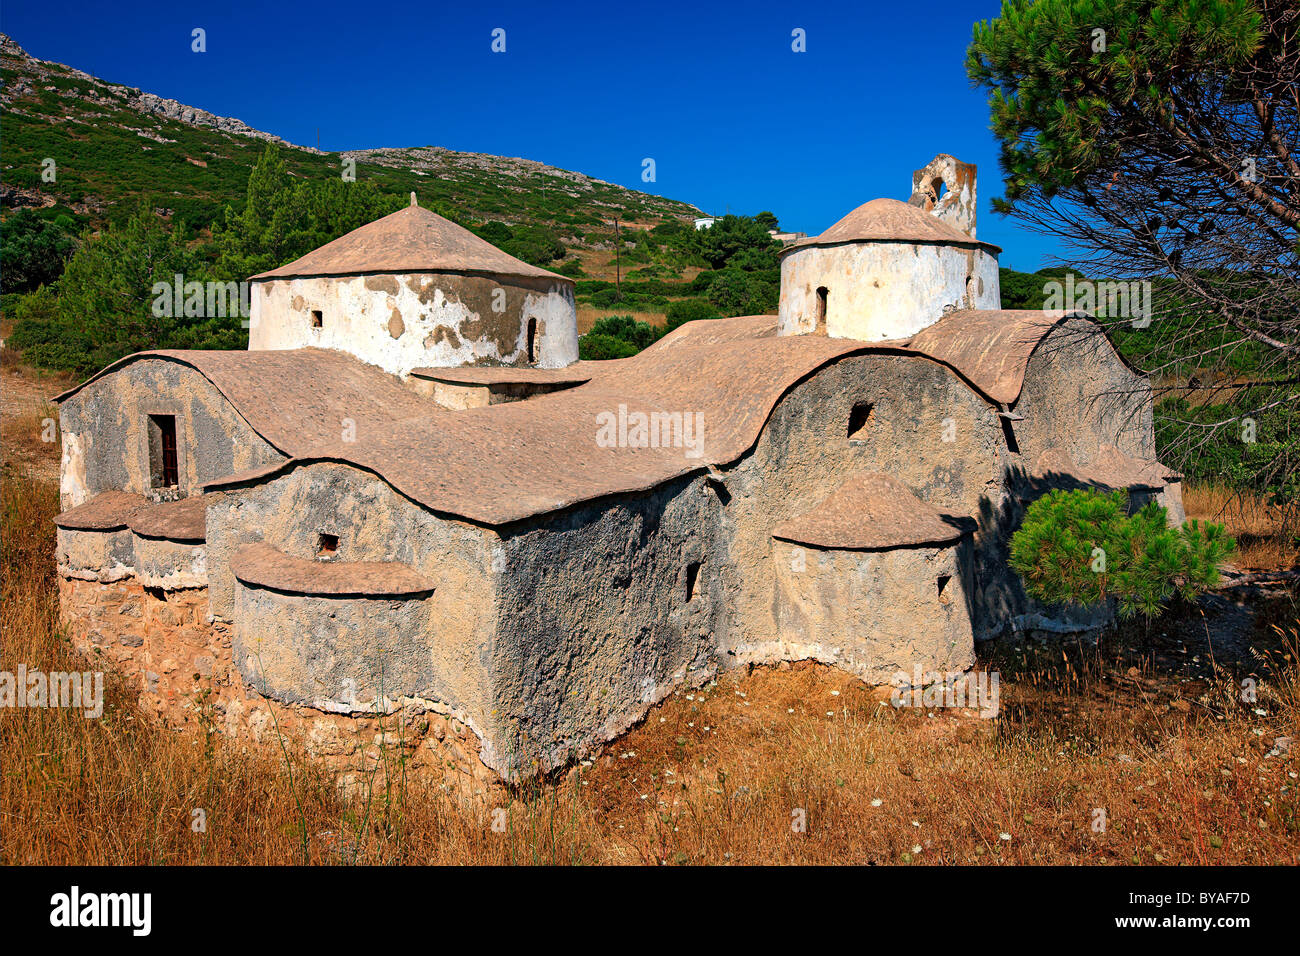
[249,272,578,376]
[420,379,584,410]
[56,359,281,509]
[772,538,975,682]
[488,475,724,778]
[778,242,1000,340]
[712,352,1007,659]
[134,535,207,590]
[1013,317,1155,467]
[909,154,979,238]
[57,526,136,582]
[205,463,499,745]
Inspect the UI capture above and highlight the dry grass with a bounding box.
[569,246,703,285]
[2,465,1297,865]
[1184,482,1299,570]
[0,361,71,486]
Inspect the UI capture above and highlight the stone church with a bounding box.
[52,156,1181,786]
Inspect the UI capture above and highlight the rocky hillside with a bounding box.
[0,33,700,236]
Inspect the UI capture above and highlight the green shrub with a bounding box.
[587,315,662,350]
[686,214,779,270]
[664,297,719,331]
[577,314,668,360]
[0,209,78,293]
[8,205,240,375]
[1010,489,1235,620]
[703,266,779,316]
[554,258,586,278]
[578,332,641,360]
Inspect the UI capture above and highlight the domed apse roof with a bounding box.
[772,472,972,551]
[251,199,570,282]
[784,198,1000,254]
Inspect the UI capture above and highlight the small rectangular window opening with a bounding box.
[684,561,702,603]
[311,309,323,329]
[937,574,953,605]
[848,402,874,443]
[1000,417,1020,454]
[147,414,179,488]
[317,533,339,557]
[815,286,828,332]
[527,317,538,364]
[706,476,732,505]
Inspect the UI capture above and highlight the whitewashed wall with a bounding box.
[778,242,1001,341]
[249,272,578,376]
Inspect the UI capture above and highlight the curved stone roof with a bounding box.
[198,310,1115,528]
[410,365,594,387]
[231,542,434,597]
[207,316,886,524]
[54,348,433,457]
[250,204,570,282]
[772,473,971,550]
[907,309,1075,405]
[55,491,151,531]
[128,494,211,542]
[1033,446,1180,490]
[784,198,1000,254]
[1093,445,1182,487]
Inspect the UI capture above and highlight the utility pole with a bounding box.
[614,218,621,294]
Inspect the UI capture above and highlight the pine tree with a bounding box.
[1010,488,1235,619]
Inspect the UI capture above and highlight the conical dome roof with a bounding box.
[784,198,998,253]
[252,200,569,281]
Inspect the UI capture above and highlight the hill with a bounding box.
[0,33,700,239]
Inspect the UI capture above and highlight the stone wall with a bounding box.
[714,352,1008,657]
[1014,317,1155,467]
[491,475,725,779]
[57,575,502,798]
[772,537,975,682]
[421,379,581,410]
[204,463,504,780]
[57,359,281,509]
[976,315,1176,637]
[58,526,136,582]
[249,272,578,376]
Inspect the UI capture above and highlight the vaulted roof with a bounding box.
[54,348,433,457]
[202,316,993,526]
[250,203,569,282]
[772,472,971,550]
[1033,446,1181,490]
[60,306,1110,529]
[206,317,876,525]
[784,198,1000,254]
[54,490,151,531]
[231,542,433,597]
[907,309,1072,405]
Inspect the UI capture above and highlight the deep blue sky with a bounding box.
[2,0,1065,270]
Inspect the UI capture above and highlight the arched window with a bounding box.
[527,318,538,364]
[815,287,828,332]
